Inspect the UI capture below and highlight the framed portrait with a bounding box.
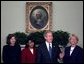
[26,2,52,32]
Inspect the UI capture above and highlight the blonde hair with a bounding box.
[69,34,79,42]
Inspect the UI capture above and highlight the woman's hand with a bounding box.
[59,52,64,59]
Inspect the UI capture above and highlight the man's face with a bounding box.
[45,32,53,43]
[36,12,42,19]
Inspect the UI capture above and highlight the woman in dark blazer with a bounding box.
[21,39,36,63]
[63,34,83,63]
[2,34,21,63]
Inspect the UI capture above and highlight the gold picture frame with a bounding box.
[26,2,52,32]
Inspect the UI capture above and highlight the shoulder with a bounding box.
[76,45,82,49]
[65,46,71,51]
[37,43,46,51]
[15,44,20,48]
[52,43,60,49]
[38,43,45,47]
[22,48,28,52]
[3,45,9,49]
[15,44,20,46]
[53,43,58,47]
[76,45,83,51]
[38,42,46,48]
[3,45,10,52]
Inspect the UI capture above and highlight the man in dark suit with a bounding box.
[37,30,61,63]
[63,34,83,63]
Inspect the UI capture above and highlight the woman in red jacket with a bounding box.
[21,39,36,63]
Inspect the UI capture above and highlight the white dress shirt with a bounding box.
[45,41,52,51]
[70,46,75,56]
[30,48,34,54]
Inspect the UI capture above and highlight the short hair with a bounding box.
[43,30,53,37]
[6,34,16,45]
[69,34,79,42]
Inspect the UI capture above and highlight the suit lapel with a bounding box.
[52,43,55,54]
[70,46,77,56]
[51,43,56,60]
[43,43,50,58]
[27,48,34,55]
[68,46,71,56]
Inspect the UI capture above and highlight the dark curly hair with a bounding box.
[6,34,16,45]
[25,38,35,48]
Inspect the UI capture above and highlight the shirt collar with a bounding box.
[45,41,52,47]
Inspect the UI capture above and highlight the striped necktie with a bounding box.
[49,43,52,58]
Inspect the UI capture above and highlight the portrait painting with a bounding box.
[26,2,52,32]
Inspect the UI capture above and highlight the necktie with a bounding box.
[49,43,52,58]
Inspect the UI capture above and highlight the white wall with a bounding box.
[1,1,83,62]
[52,1,83,47]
